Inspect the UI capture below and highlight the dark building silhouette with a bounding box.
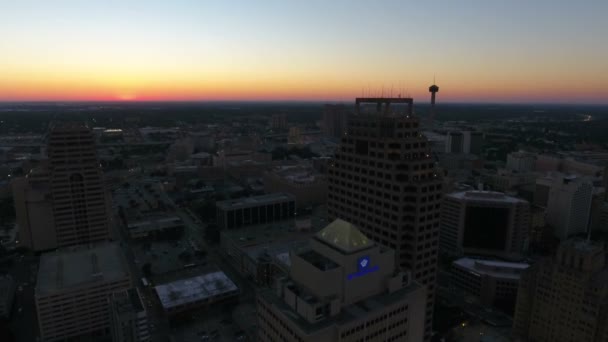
[328,97,443,340]
[48,123,112,247]
[322,104,348,139]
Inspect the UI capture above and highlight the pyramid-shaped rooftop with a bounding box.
[316,219,373,253]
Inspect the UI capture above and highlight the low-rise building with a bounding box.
[216,193,296,230]
[154,271,239,316]
[114,181,183,240]
[35,243,131,342]
[220,220,317,286]
[263,164,327,209]
[126,215,185,240]
[451,257,529,307]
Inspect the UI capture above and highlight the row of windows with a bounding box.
[257,299,304,342]
[341,305,409,338]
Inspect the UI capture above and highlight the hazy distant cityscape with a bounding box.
[0,94,607,342]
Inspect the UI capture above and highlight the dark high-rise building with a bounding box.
[513,239,608,342]
[327,97,443,339]
[48,123,112,247]
[463,131,484,155]
[445,131,464,153]
[271,113,287,131]
[440,191,530,260]
[322,104,348,139]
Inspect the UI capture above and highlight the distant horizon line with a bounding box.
[0,100,607,106]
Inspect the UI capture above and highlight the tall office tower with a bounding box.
[513,239,608,342]
[327,97,443,340]
[48,123,112,247]
[35,243,131,342]
[322,104,349,139]
[110,289,151,342]
[462,131,483,155]
[440,191,530,260]
[12,167,58,251]
[546,175,593,239]
[257,219,426,342]
[445,131,463,153]
[271,113,288,131]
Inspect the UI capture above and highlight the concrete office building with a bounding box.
[514,239,608,342]
[35,243,131,342]
[216,193,296,229]
[440,191,530,260]
[257,219,426,342]
[445,131,464,153]
[221,220,315,286]
[533,175,554,208]
[506,151,536,173]
[12,167,57,251]
[327,97,442,339]
[451,257,529,307]
[322,104,349,139]
[48,123,112,247]
[462,131,483,155]
[263,164,327,209]
[110,288,150,342]
[546,175,594,239]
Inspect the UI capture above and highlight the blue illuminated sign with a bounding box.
[347,256,379,280]
[358,256,370,271]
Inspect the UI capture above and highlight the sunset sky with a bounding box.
[1,0,607,103]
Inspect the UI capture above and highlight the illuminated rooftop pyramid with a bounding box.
[316,218,373,253]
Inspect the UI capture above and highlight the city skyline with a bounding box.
[2,0,607,104]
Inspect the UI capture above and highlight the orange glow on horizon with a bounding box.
[1,64,607,103]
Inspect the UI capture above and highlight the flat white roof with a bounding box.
[155,271,238,310]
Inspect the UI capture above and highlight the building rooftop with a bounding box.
[216,192,295,210]
[298,250,339,271]
[127,215,184,233]
[112,288,145,314]
[561,238,604,254]
[37,243,129,295]
[154,271,239,310]
[448,190,527,204]
[220,219,322,249]
[259,279,423,335]
[453,257,529,280]
[315,219,373,253]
